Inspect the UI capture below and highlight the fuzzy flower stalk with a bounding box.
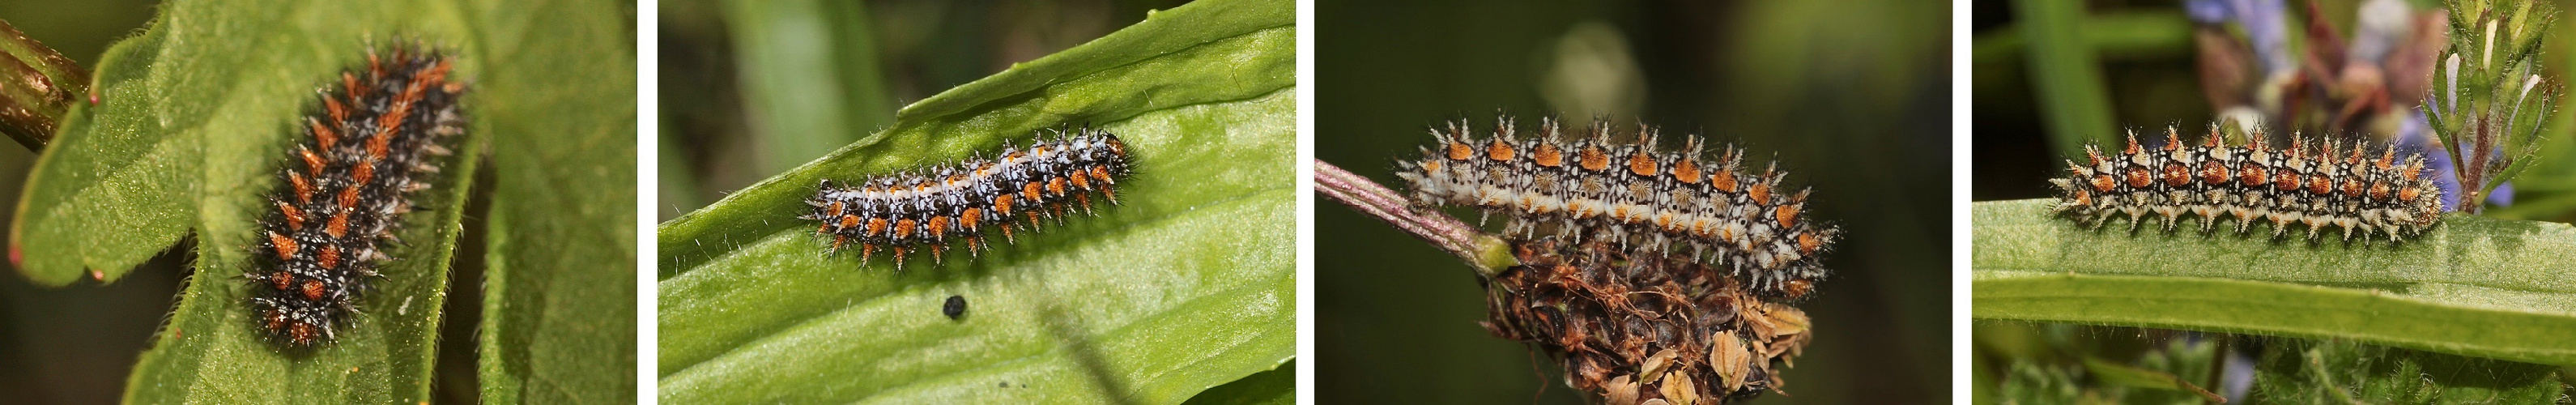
[2424,0,2560,213]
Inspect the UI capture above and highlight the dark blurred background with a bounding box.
[1974,1,2203,202]
[659,0,1187,220]
[1317,0,1951,403]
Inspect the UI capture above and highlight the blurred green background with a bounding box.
[1316,0,1951,403]
[658,0,1190,220]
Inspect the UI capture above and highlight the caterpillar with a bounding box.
[249,44,466,348]
[2047,126,2444,242]
[1394,117,1838,299]
[801,127,1132,267]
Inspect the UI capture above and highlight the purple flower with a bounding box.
[2349,0,2413,64]
[2187,0,2296,75]
[2395,110,2512,211]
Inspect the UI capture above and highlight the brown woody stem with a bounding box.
[0,19,87,151]
[1314,158,1514,276]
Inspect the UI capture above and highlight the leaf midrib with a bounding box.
[1974,198,2576,294]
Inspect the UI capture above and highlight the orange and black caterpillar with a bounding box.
[1394,117,1838,299]
[250,44,465,348]
[2049,126,2444,242]
[802,127,1132,267]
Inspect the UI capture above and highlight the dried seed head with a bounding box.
[1484,238,1813,403]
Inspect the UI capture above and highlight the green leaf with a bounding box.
[1972,198,2576,365]
[656,0,1292,273]
[2252,339,2565,403]
[654,0,1295,403]
[4,0,635,401]
[8,17,182,287]
[468,0,637,403]
[1179,360,1292,405]
[1992,333,2220,404]
[2078,352,2220,403]
[4,1,496,403]
[1969,11,2195,66]
[1997,360,2088,404]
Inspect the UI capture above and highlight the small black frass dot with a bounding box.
[943,295,967,320]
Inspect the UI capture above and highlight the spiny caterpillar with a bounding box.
[1394,117,1839,299]
[802,127,1132,267]
[250,44,465,348]
[2048,126,2444,242]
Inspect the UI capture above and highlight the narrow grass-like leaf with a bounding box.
[658,116,701,215]
[2011,0,2121,160]
[655,0,1295,403]
[1973,198,2576,365]
[1969,11,2195,66]
[2077,356,2221,403]
[469,0,637,402]
[725,0,895,175]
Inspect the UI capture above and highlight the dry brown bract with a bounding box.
[1481,239,1812,404]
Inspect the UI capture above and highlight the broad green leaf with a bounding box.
[1973,198,2576,365]
[654,0,1295,402]
[656,0,1292,272]
[3,1,495,403]
[8,18,183,287]
[468,0,637,403]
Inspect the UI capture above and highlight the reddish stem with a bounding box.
[1314,159,1513,275]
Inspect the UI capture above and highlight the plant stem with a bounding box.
[1314,159,1514,276]
[0,19,85,151]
